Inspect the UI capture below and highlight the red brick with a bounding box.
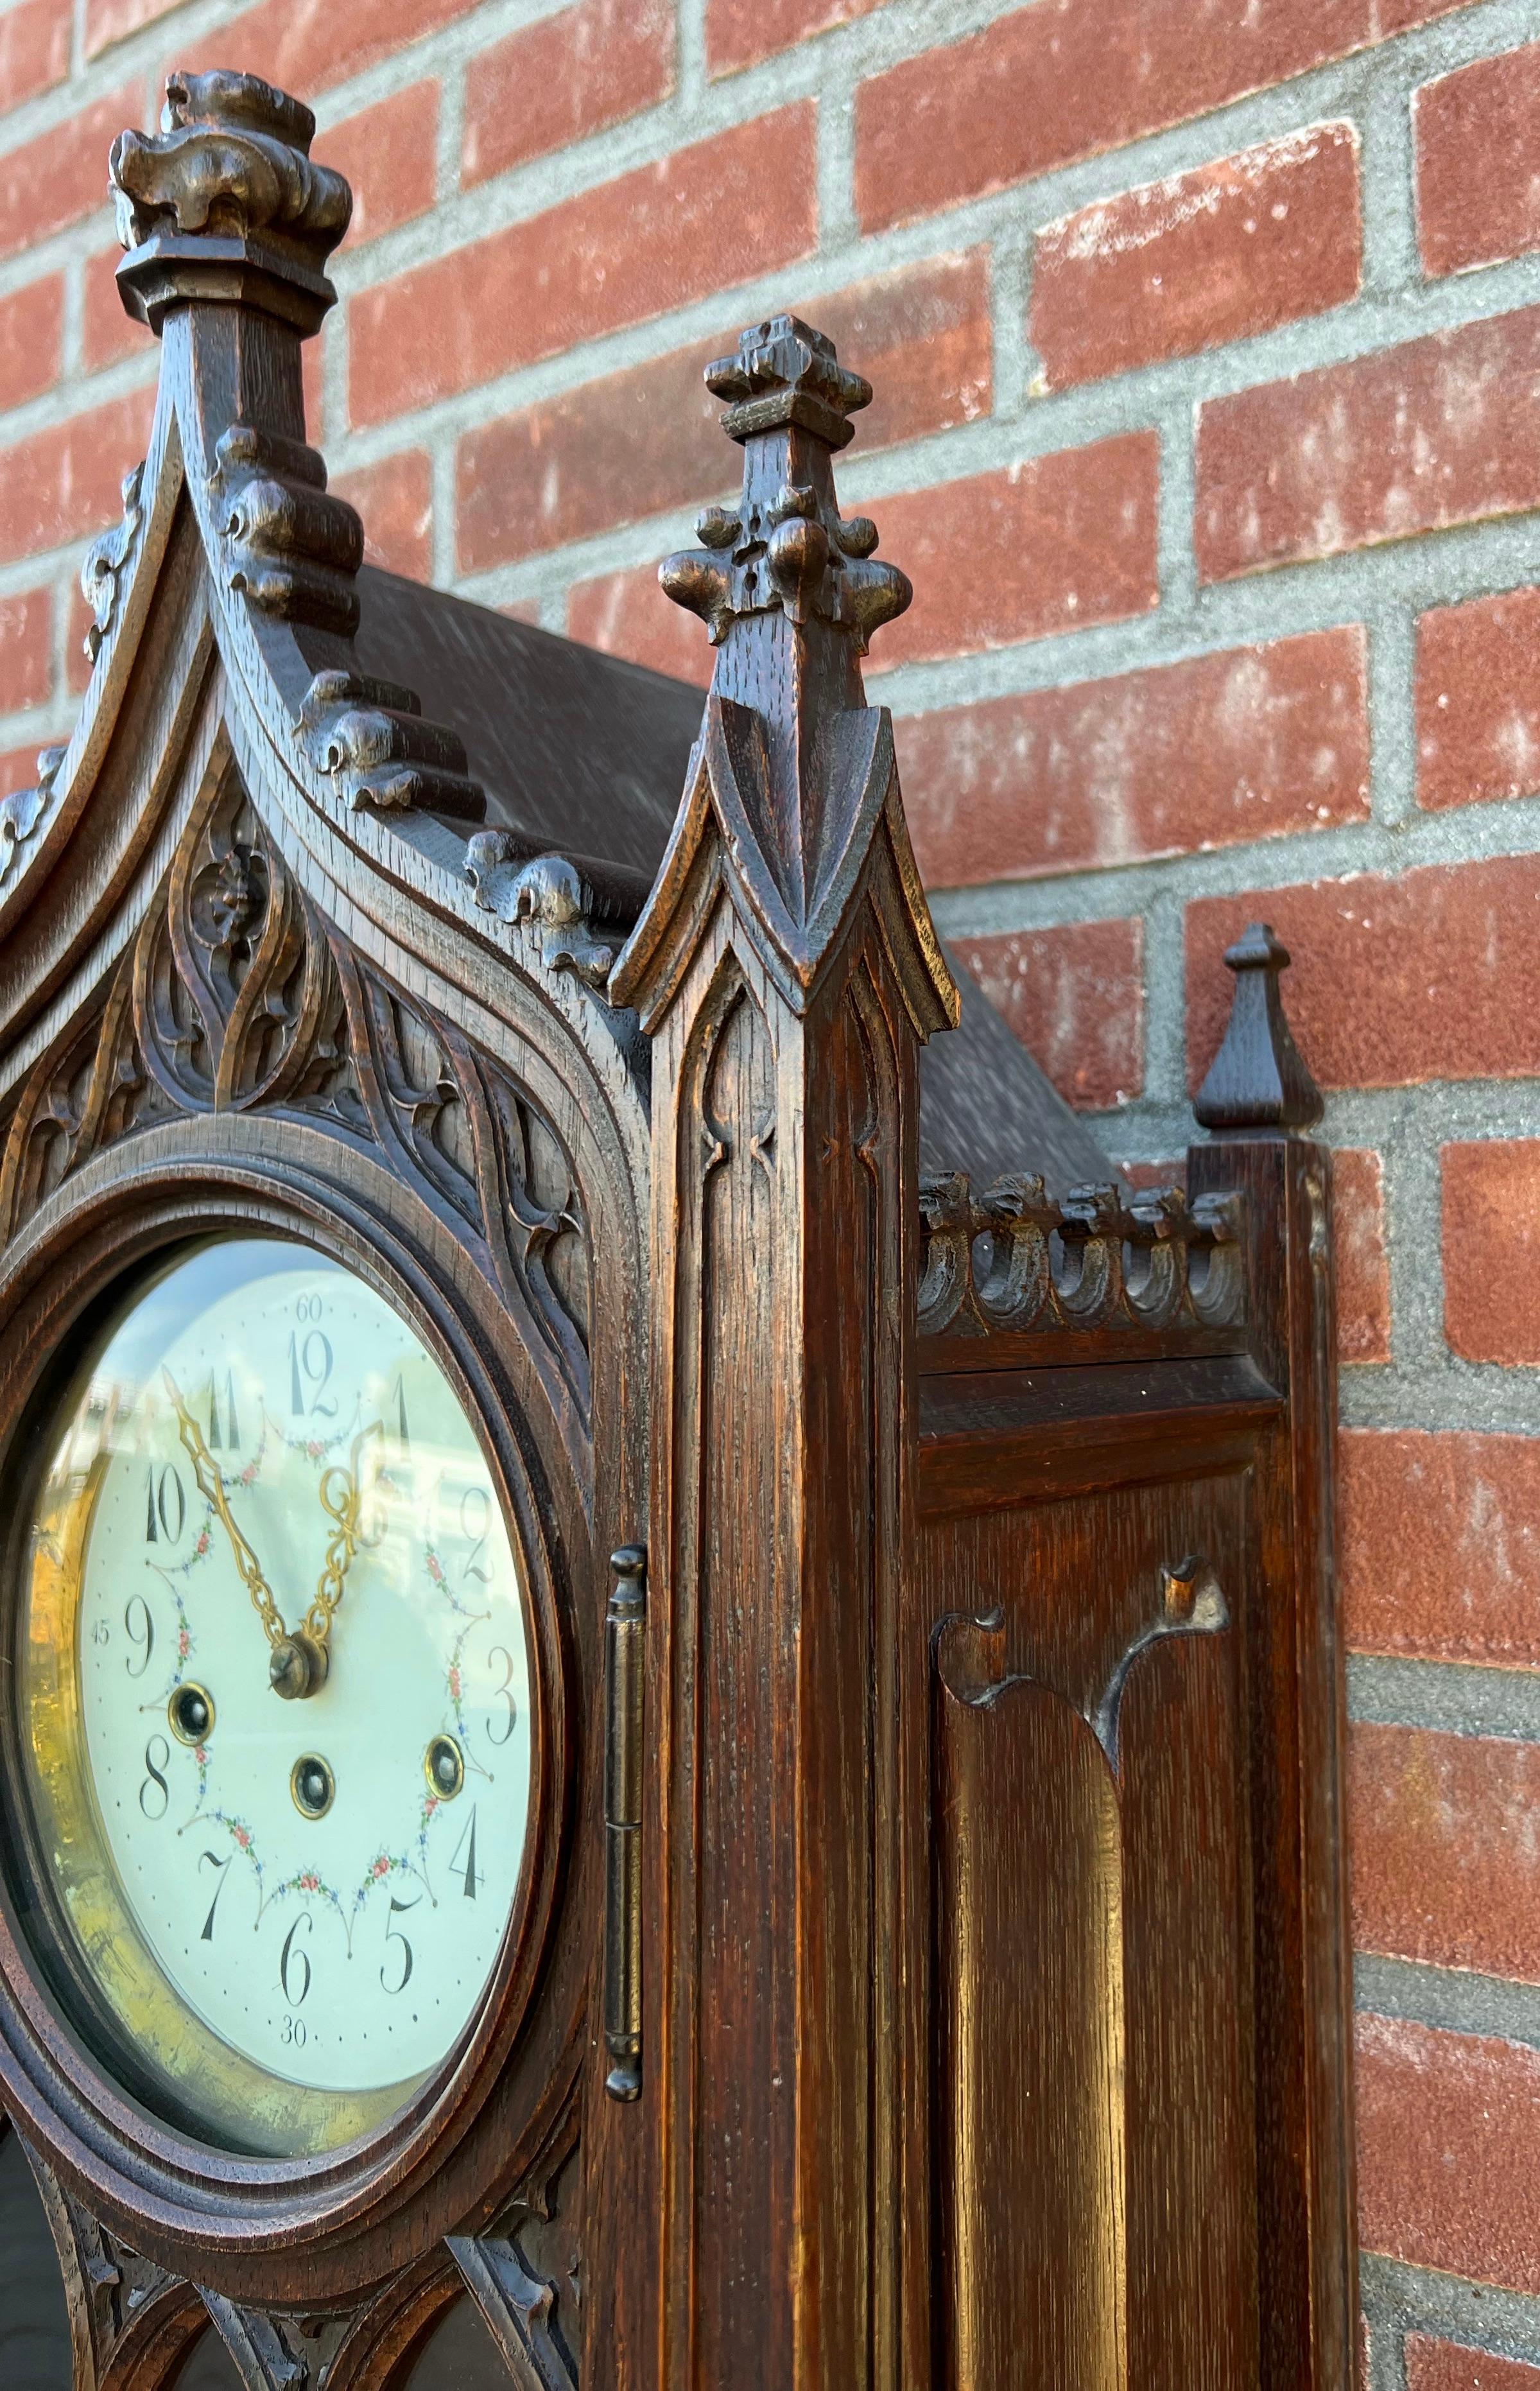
[175,0,480,101]
[82,245,151,374]
[1335,1147,1391,1364]
[854,0,1475,234]
[463,0,673,188]
[1443,1140,1540,1366]
[1351,1723,1540,1983]
[1032,124,1360,389]
[1408,2339,1540,2391]
[1186,860,1540,1095]
[324,84,438,254]
[1197,306,1540,582]
[0,275,64,412]
[332,450,433,584]
[1356,2013,1540,2292]
[456,251,991,573]
[1417,587,1540,813]
[85,0,184,58]
[871,433,1159,674]
[708,0,883,78]
[302,335,325,449]
[0,587,51,712]
[0,85,141,268]
[1416,42,1540,279]
[948,919,1144,1109]
[0,743,40,797]
[566,562,711,686]
[899,626,1367,889]
[1342,1430,1540,1667]
[0,0,70,105]
[349,104,817,429]
[0,385,156,566]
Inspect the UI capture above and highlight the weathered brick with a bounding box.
[947,919,1145,1109]
[85,0,183,58]
[0,385,156,566]
[1340,1430,1540,1667]
[177,0,480,101]
[1415,42,1540,279]
[0,85,141,268]
[870,433,1159,674]
[324,84,438,253]
[1417,587,1540,813]
[1186,861,1540,1094]
[1408,2338,1540,2391]
[331,450,432,584]
[1443,1139,1540,1366]
[302,333,325,449]
[0,587,51,713]
[0,275,64,413]
[854,0,1474,234]
[456,250,991,572]
[1335,1147,1391,1364]
[1197,306,1540,582]
[1351,1723,1540,1985]
[567,562,711,686]
[1356,2013,1540,2293]
[349,105,817,429]
[707,0,883,78]
[898,626,1367,889]
[82,245,151,374]
[0,0,71,105]
[463,0,673,188]
[1032,124,1360,388]
[0,743,40,798]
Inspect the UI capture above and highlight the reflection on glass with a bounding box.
[16,1237,533,2156]
[404,2297,512,2391]
[0,2127,71,2390]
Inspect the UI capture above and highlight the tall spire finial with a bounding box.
[110,71,351,335]
[1194,922,1323,1134]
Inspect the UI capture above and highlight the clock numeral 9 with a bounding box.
[143,1464,185,1545]
[124,1594,154,1679]
[381,1893,421,1995]
[279,1912,313,2007]
[288,1328,337,1419]
[138,1735,170,1821]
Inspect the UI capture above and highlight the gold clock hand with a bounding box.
[162,1369,288,1651]
[308,1420,383,1650]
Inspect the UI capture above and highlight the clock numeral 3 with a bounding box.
[381,1892,420,1994]
[138,1735,170,1820]
[279,1911,313,2006]
[486,1646,517,1747]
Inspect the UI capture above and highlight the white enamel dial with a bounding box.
[25,1237,533,2123]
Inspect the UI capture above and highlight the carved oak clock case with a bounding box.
[0,69,1356,2391]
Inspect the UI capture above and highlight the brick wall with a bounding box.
[4,0,1540,2373]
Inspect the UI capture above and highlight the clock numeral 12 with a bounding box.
[288,1329,336,1418]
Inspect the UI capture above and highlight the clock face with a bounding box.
[11,1237,534,2156]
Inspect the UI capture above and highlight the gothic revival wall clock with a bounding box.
[0,71,1354,2391]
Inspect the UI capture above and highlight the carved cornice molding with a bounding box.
[111,71,350,334]
[917,1171,1245,1341]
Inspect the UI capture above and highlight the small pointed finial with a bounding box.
[110,70,352,335]
[659,314,910,657]
[1194,922,1323,1134]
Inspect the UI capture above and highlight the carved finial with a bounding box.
[1193,921,1323,1134]
[110,71,352,334]
[659,314,910,657]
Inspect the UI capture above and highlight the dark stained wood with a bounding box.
[0,65,1352,2391]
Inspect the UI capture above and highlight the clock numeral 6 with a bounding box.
[381,1892,421,1995]
[279,1911,313,2007]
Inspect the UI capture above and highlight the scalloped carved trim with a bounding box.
[918,1170,1245,1340]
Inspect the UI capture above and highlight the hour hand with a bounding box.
[160,1368,291,1674]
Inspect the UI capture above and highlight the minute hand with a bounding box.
[307,1420,382,1650]
[161,1369,288,1651]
